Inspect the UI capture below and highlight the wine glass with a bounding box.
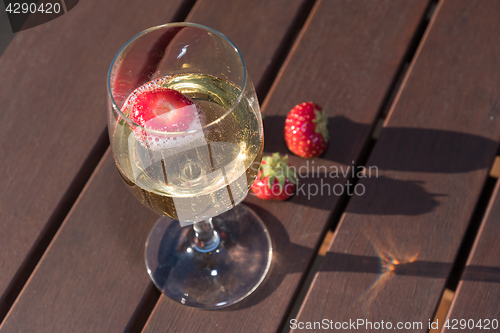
[106,23,271,309]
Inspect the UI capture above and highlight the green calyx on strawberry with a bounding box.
[251,153,297,200]
[126,86,204,149]
[284,102,329,158]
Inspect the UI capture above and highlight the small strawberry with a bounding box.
[251,153,297,200]
[284,102,329,158]
[123,85,204,149]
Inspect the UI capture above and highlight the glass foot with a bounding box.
[145,204,272,309]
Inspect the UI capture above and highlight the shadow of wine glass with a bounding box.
[282,175,445,214]
[263,115,498,174]
[226,204,500,311]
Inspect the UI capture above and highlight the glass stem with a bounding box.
[193,218,220,252]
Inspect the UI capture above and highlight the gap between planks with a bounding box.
[281,229,335,333]
[429,289,455,333]
[489,156,500,178]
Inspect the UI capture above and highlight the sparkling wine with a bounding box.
[112,73,263,224]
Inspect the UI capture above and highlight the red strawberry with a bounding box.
[284,102,329,158]
[123,85,204,149]
[131,88,200,132]
[251,153,297,200]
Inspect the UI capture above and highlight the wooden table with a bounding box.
[1,0,499,332]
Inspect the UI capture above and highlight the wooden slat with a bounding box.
[0,0,313,331]
[442,182,500,332]
[186,0,312,94]
[0,0,185,318]
[0,1,16,57]
[0,154,161,332]
[143,1,430,332]
[295,1,500,331]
